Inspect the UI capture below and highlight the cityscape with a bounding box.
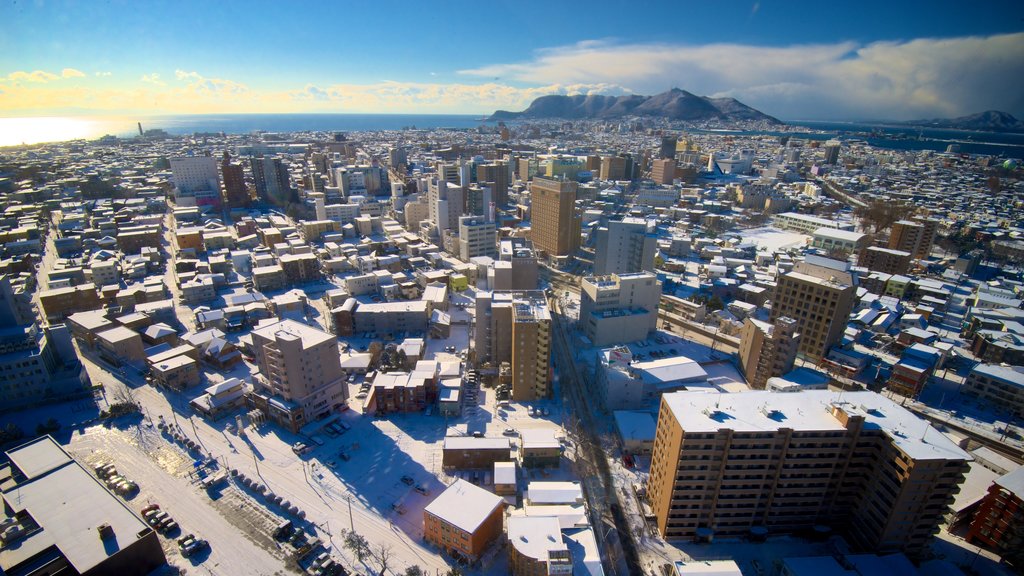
[2,2,1024,576]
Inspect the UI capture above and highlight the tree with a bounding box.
[404,567,425,576]
[373,543,393,575]
[853,199,912,234]
[445,569,463,576]
[344,531,369,562]
[367,342,384,368]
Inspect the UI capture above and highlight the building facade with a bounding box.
[530,178,580,258]
[579,272,661,347]
[593,217,657,276]
[737,316,801,389]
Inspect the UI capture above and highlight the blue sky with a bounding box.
[2,0,1022,120]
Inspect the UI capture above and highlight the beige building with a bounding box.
[647,390,970,558]
[651,158,677,185]
[860,246,912,275]
[509,292,552,401]
[889,218,938,260]
[579,272,661,347]
[424,479,505,561]
[770,256,855,363]
[248,319,346,431]
[458,215,497,262]
[530,178,580,258]
[96,326,145,366]
[737,317,801,389]
[508,516,572,576]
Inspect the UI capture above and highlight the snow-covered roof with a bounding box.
[424,479,503,534]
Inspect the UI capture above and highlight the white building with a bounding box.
[593,217,657,276]
[579,272,661,347]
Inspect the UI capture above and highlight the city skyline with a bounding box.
[1,0,1023,120]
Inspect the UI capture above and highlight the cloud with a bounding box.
[94,71,112,77]
[174,69,250,97]
[61,68,86,78]
[6,70,60,83]
[459,33,1024,120]
[140,73,165,86]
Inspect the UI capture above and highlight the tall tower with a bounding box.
[529,177,580,258]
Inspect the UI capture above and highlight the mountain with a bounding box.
[900,110,1024,132]
[488,88,782,124]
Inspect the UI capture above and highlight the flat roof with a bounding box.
[1,437,153,574]
[662,390,970,461]
[443,436,510,451]
[613,411,657,442]
[526,481,582,505]
[96,325,139,343]
[424,479,503,534]
[251,318,335,349]
[996,466,1024,495]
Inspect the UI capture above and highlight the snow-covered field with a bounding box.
[735,226,810,253]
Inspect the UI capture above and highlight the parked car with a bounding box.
[400,475,415,486]
[414,485,429,495]
[338,450,351,462]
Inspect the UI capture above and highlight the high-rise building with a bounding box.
[967,467,1024,566]
[458,216,497,262]
[888,218,938,260]
[737,317,801,389]
[221,151,249,208]
[647,390,970,558]
[498,238,539,291]
[770,256,855,363]
[651,158,677,185]
[509,292,551,401]
[465,184,493,218]
[659,136,677,159]
[250,156,294,207]
[823,141,841,164]
[593,217,657,276]
[579,272,661,347]
[530,177,580,258]
[170,156,220,208]
[428,178,465,237]
[860,246,912,275]
[477,161,509,207]
[388,147,408,169]
[599,156,626,181]
[247,319,347,431]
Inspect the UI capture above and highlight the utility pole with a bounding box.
[347,495,354,531]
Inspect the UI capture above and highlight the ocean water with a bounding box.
[1,113,1022,158]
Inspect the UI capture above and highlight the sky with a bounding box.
[1,0,1023,121]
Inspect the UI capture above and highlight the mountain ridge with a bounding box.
[899,110,1024,133]
[488,88,782,124]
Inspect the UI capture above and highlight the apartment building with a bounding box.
[647,390,969,558]
[737,316,801,389]
[967,467,1024,566]
[652,158,677,185]
[0,324,89,413]
[861,246,912,275]
[774,212,854,234]
[509,292,552,401]
[247,319,347,432]
[494,238,539,291]
[770,256,855,363]
[962,363,1024,417]
[889,218,938,260]
[530,178,580,258]
[476,161,510,206]
[424,479,505,561]
[580,272,661,347]
[811,228,868,256]
[593,217,657,276]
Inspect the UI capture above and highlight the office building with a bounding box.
[428,178,465,237]
[580,273,661,347]
[647,390,970,558]
[889,218,938,260]
[652,158,677,185]
[811,228,868,256]
[250,156,294,207]
[247,319,347,431]
[770,256,855,363]
[599,156,626,181]
[0,436,167,576]
[221,151,249,208]
[0,323,90,413]
[465,184,493,218]
[477,161,510,207]
[458,216,497,262]
[659,136,677,159]
[496,238,539,291]
[774,212,854,235]
[169,156,220,208]
[593,217,657,276]
[530,177,580,258]
[486,291,553,402]
[424,479,505,561]
[737,316,801,389]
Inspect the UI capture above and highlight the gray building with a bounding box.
[593,217,657,276]
[580,272,661,347]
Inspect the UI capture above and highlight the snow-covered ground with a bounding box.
[734,226,810,253]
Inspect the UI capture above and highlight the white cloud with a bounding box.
[140,73,165,86]
[459,33,1024,120]
[61,68,86,78]
[94,71,113,77]
[6,70,60,83]
[174,69,250,97]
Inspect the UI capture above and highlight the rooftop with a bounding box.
[251,319,335,349]
[424,479,503,534]
[507,516,566,562]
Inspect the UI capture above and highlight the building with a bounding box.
[647,390,970,558]
[495,238,540,291]
[599,156,626,181]
[477,161,510,207]
[458,216,497,262]
[442,436,512,469]
[811,228,868,256]
[0,436,167,576]
[770,256,855,363]
[579,273,661,347]
[170,156,220,208]
[508,516,572,576]
[424,479,505,561]
[652,158,677,185]
[530,178,580,258]
[428,178,465,237]
[889,218,938,260]
[149,353,201,391]
[967,467,1024,566]
[737,317,801,389]
[774,212,854,235]
[0,324,90,413]
[963,363,1024,417]
[251,156,294,207]
[247,319,347,431]
[352,300,429,336]
[861,246,912,275]
[593,217,657,276]
[95,325,145,366]
[39,284,100,322]
[887,344,940,398]
[221,151,249,208]
[510,293,552,401]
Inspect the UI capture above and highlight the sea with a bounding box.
[1,113,1022,158]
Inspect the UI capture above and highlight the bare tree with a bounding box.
[374,543,393,575]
